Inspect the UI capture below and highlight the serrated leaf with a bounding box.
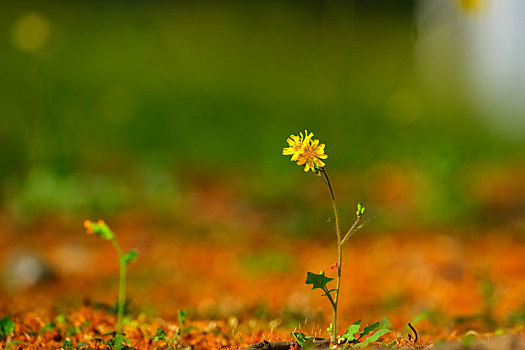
[341,320,361,342]
[305,271,334,290]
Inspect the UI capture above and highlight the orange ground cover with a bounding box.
[0,219,524,348]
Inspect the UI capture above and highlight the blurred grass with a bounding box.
[0,1,524,228]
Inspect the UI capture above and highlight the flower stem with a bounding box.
[111,239,126,350]
[320,168,342,343]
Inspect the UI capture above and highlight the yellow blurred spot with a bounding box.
[268,318,282,329]
[227,315,238,329]
[12,12,51,52]
[458,0,485,14]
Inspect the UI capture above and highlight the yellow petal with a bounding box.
[314,158,326,168]
[283,147,295,155]
[291,152,302,161]
[304,131,314,143]
[304,163,310,172]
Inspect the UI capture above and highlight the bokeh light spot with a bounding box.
[12,12,51,52]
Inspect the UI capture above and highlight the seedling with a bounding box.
[84,220,138,350]
[283,130,379,345]
[291,332,324,347]
[154,327,177,349]
[0,316,19,350]
[0,316,15,340]
[153,310,192,349]
[339,320,391,349]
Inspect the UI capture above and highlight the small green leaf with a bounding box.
[178,310,187,328]
[461,334,476,347]
[0,316,15,340]
[154,327,167,342]
[292,332,307,346]
[326,322,333,335]
[66,326,80,337]
[122,249,138,265]
[353,328,391,348]
[341,320,361,342]
[63,339,73,349]
[41,323,55,332]
[305,271,334,290]
[410,312,428,325]
[55,314,67,324]
[360,322,380,338]
[291,332,324,347]
[380,316,391,329]
[76,342,87,349]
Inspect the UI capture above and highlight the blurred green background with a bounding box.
[1,0,524,232]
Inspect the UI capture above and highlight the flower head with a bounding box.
[84,219,115,241]
[282,130,314,161]
[296,138,328,172]
[283,130,328,172]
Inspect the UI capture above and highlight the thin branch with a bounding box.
[341,217,374,245]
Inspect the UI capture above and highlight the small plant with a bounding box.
[291,332,324,347]
[339,320,391,349]
[0,316,19,350]
[84,220,138,350]
[0,316,15,340]
[153,310,192,350]
[283,130,380,345]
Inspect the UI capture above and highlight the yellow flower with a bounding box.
[282,130,314,161]
[296,138,328,172]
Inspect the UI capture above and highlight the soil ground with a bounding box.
[1,217,524,349]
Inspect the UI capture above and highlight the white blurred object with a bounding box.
[415,0,525,139]
[3,248,53,291]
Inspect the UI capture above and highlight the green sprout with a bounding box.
[84,219,138,350]
[0,316,15,340]
[153,310,191,349]
[283,131,373,344]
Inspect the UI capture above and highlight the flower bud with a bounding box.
[84,219,115,240]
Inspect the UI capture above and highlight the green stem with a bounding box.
[111,239,126,350]
[320,168,341,344]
